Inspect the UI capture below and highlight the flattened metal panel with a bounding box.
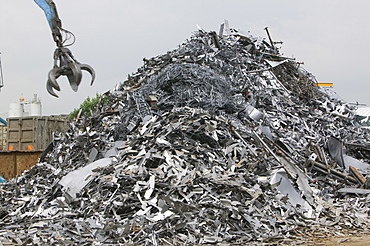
[59,158,112,201]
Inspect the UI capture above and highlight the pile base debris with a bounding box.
[1,22,370,245]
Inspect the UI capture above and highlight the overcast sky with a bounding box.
[1,1,370,116]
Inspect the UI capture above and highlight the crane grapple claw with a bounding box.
[46,47,95,97]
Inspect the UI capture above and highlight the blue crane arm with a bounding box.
[33,0,64,47]
[33,0,56,30]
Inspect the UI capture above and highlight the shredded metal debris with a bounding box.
[1,22,370,245]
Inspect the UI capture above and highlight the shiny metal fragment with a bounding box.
[59,158,112,201]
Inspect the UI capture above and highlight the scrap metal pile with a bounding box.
[1,23,370,245]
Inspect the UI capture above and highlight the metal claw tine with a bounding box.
[79,64,96,86]
[47,67,62,91]
[67,62,82,92]
[47,80,60,98]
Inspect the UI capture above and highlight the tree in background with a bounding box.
[69,93,107,119]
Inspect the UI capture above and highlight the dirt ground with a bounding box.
[297,235,370,245]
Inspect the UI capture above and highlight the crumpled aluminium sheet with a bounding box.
[59,158,112,202]
[1,23,370,245]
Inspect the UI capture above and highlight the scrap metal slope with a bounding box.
[0,23,370,245]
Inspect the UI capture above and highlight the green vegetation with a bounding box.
[69,93,108,119]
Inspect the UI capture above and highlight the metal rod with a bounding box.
[264,27,275,49]
[0,52,4,90]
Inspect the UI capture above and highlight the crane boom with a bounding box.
[33,0,56,29]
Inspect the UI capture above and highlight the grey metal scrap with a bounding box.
[1,21,370,245]
[59,158,112,202]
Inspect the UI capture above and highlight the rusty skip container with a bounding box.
[6,116,69,151]
[0,151,43,180]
